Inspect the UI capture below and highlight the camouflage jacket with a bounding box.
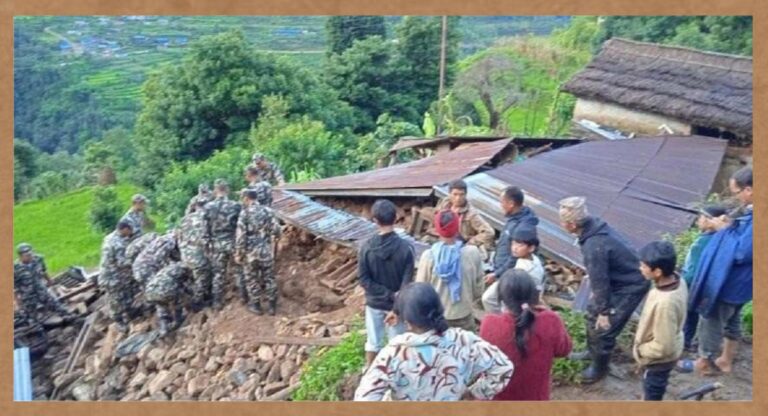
[99,231,133,287]
[252,162,285,187]
[144,262,192,304]
[14,256,48,300]
[126,232,159,263]
[247,180,274,206]
[235,204,281,262]
[203,196,242,250]
[133,233,178,284]
[121,209,147,238]
[178,210,209,268]
[185,194,213,215]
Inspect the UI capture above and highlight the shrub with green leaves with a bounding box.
[89,185,123,232]
[552,307,588,384]
[292,319,365,401]
[742,301,752,336]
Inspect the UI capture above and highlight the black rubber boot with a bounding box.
[239,285,249,305]
[248,301,263,316]
[212,294,224,311]
[267,299,277,316]
[581,354,611,384]
[173,307,186,330]
[569,350,590,361]
[190,301,204,313]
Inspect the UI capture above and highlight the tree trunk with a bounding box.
[98,167,116,186]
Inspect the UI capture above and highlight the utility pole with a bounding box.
[437,15,447,136]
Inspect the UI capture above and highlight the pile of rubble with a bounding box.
[24,227,367,401]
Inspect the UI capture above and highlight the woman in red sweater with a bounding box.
[480,269,573,400]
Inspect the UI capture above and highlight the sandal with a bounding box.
[701,356,724,377]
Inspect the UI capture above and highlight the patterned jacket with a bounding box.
[252,162,285,187]
[145,262,192,304]
[133,233,177,284]
[99,231,133,288]
[121,209,148,238]
[354,327,514,401]
[235,204,281,262]
[126,232,159,263]
[203,196,242,251]
[14,256,49,302]
[247,180,274,207]
[178,210,209,269]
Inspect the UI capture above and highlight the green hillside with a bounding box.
[13,184,163,274]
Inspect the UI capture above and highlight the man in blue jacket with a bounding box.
[559,196,651,384]
[685,166,752,376]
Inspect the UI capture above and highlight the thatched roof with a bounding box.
[562,38,752,136]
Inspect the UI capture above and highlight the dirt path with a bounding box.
[551,342,753,401]
[44,27,84,55]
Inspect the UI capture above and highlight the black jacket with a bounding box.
[358,231,415,311]
[493,206,539,277]
[578,216,650,315]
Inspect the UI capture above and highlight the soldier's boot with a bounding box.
[116,316,130,335]
[239,285,249,305]
[248,301,263,316]
[212,297,224,311]
[173,307,186,330]
[268,298,277,316]
[158,319,172,337]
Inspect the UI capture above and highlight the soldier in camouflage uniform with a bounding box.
[121,194,152,239]
[185,183,212,215]
[145,261,193,337]
[178,193,214,311]
[14,243,72,326]
[132,231,179,286]
[250,153,286,187]
[245,166,274,207]
[125,232,158,264]
[203,179,242,310]
[235,188,282,315]
[99,221,136,333]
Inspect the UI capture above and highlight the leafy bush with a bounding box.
[552,307,587,384]
[292,319,365,401]
[89,185,123,232]
[152,146,252,226]
[742,301,752,336]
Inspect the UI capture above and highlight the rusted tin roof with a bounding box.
[436,136,728,269]
[272,189,429,258]
[281,139,513,197]
[388,135,582,153]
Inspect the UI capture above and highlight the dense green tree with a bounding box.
[596,16,752,55]
[326,36,419,131]
[394,17,461,118]
[13,139,40,201]
[90,186,123,232]
[326,16,387,56]
[83,141,118,185]
[134,30,356,186]
[347,114,422,172]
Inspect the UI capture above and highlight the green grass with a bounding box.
[13,184,163,274]
[552,307,588,384]
[292,317,365,401]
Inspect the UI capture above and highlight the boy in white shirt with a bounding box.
[482,225,545,313]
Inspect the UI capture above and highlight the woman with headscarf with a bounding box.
[354,282,514,401]
[480,270,572,400]
[414,210,485,331]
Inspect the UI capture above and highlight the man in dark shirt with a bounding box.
[559,196,650,384]
[358,199,415,368]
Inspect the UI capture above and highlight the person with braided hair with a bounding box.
[479,270,572,400]
[355,282,514,401]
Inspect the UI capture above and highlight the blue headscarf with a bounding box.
[431,241,463,303]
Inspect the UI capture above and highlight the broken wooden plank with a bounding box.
[263,383,301,401]
[51,312,97,400]
[57,283,97,302]
[334,270,358,289]
[542,295,574,310]
[322,260,356,282]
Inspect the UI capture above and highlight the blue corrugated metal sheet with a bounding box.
[14,347,33,401]
[436,136,728,269]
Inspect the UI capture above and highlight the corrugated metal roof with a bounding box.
[14,347,33,401]
[388,136,582,153]
[272,189,429,258]
[281,139,513,197]
[436,136,727,269]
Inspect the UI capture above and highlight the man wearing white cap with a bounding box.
[559,196,650,384]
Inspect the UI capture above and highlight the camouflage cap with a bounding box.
[251,152,266,163]
[132,194,149,204]
[17,243,32,254]
[214,178,228,188]
[198,183,210,194]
